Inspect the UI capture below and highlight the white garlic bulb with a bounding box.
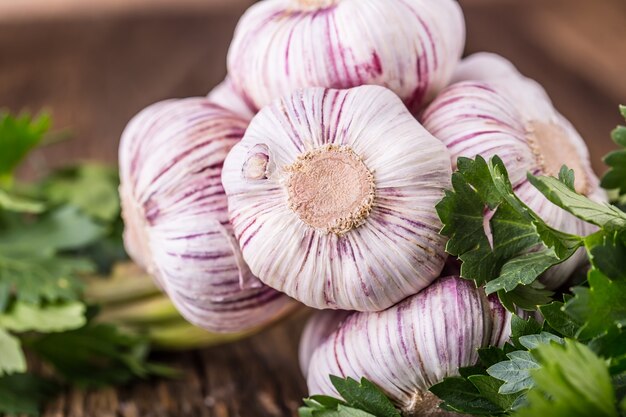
[119,98,297,333]
[299,310,350,378]
[226,0,465,114]
[222,85,452,312]
[422,53,605,289]
[207,77,256,120]
[305,276,511,415]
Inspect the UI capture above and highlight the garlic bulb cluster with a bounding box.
[422,53,605,289]
[303,276,511,414]
[222,85,452,311]
[117,0,605,406]
[119,98,296,333]
[227,0,465,113]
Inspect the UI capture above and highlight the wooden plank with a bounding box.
[38,311,309,417]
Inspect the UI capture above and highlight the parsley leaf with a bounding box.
[0,373,60,416]
[330,377,401,417]
[469,375,519,412]
[0,205,106,252]
[0,328,26,376]
[515,340,618,417]
[40,165,120,222]
[0,112,50,179]
[0,301,85,333]
[0,189,44,213]
[539,301,579,338]
[601,105,626,196]
[509,315,542,349]
[429,376,504,415]
[588,326,626,374]
[564,269,626,340]
[528,173,626,231]
[27,323,176,388]
[300,377,401,417]
[585,230,626,280]
[487,351,541,395]
[436,156,581,311]
[0,206,105,309]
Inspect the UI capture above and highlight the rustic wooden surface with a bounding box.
[1,0,625,416]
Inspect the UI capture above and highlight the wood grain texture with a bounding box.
[34,312,309,417]
[1,1,625,416]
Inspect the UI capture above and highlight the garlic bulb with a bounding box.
[207,77,256,120]
[422,53,605,289]
[305,276,511,415]
[299,310,350,378]
[119,98,296,333]
[222,85,452,311]
[227,0,465,114]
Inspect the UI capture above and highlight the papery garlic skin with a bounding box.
[299,310,350,378]
[222,86,452,312]
[422,53,605,289]
[227,0,465,113]
[207,77,256,120]
[305,276,510,414]
[119,98,296,333]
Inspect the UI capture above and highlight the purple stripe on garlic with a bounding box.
[222,85,452,312]
[119,98,297,333]
[304,276,510,414]
[226,0,466,114]
[422,53,606,289]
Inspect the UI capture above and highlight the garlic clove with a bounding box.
[299,310,350,378]
[222,85,452,312]
[207,77,256,120]
[227,0,465,114]
[422,53,606,289]
[119,98,297,333]
[304,276,510,414]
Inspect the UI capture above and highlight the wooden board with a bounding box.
[0,1,625,416]
[38,313,309,417]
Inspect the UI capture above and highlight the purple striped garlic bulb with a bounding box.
[207,77,256,121]
[422,53,606,289]
[222,85,452,312]
[299,310,350,378]
[304,276,511,415]
[226,0,466,114]
[119,98,296,333]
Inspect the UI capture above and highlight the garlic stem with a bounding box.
[83,264,160,305]
[147,321,257,351]
[95,296,179,325]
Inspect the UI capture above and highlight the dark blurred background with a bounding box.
[1,0,625,175]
